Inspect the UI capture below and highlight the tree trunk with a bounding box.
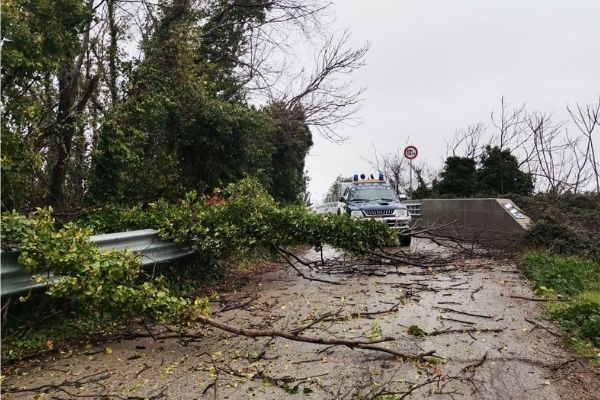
[48,0,95,209]
[107,0,119,105]
[49,65,79,210]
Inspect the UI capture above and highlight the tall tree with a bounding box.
[265,103,313,203]
[2,0,368,210]
[1,0,93,210]
[434,157,477,197]
[476,146,534,196]
[89,0,275,202]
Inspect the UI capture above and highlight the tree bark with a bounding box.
[48,0,95,209]
[49,65,79,210]
[107,0,119,105]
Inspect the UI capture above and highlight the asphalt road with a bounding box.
[3,239,599,399]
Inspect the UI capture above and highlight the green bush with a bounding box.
[514,194,600,262]
[527,218,598,260]
[522,251,600,296]
[551,291,600,347]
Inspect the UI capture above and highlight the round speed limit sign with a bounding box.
[404,145,418,160]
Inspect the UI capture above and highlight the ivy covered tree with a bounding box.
[265,103,313,203]
[1,0,92,210]
[89,1,276,203]
[1,0,367,211]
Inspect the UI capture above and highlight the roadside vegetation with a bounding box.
[516,194,600,263]
[1,179,394,361]
[2,1,599,385]
[0,0,376,363]
[517,194,600,366]
[522,251,600,364]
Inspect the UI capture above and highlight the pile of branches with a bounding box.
[272,222,505,283]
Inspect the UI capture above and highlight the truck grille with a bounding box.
[364,209,394,217]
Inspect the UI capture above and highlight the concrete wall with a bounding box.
[419,198,531,246]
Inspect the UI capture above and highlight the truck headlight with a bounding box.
[350,210,364,219]
[394,209,408,217]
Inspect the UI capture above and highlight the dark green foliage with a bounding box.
[476,146,533,196]
[1,0,90,84]
[4,0,313,211]
[89,2,277,203]
[1,0,91,211]
[434,157,477,197]
[87,2,312,206]
[522,252,600,296]
[515,194,600,262]
[180,99,275,192]
[434,147,533,198]
[88,1,202,202]
[265,103,313,203]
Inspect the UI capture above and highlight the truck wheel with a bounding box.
[399,235,412,247]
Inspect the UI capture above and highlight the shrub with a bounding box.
[514,194,600,262]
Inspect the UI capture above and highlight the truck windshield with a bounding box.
[347,186,399,202]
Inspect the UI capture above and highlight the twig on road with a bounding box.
[197,314,434,360]
[525,318,562,337]
[435,306,495,319]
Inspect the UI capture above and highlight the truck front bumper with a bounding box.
[367,216,411,230]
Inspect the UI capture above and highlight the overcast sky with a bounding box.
[305,0,600,202]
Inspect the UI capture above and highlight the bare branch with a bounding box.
[281,30,370,141]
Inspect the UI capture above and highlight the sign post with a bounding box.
[403,145,418,198]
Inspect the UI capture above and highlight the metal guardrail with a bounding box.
[1,205,423,298]
[1,229,195,298]
[403,201,422,218]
